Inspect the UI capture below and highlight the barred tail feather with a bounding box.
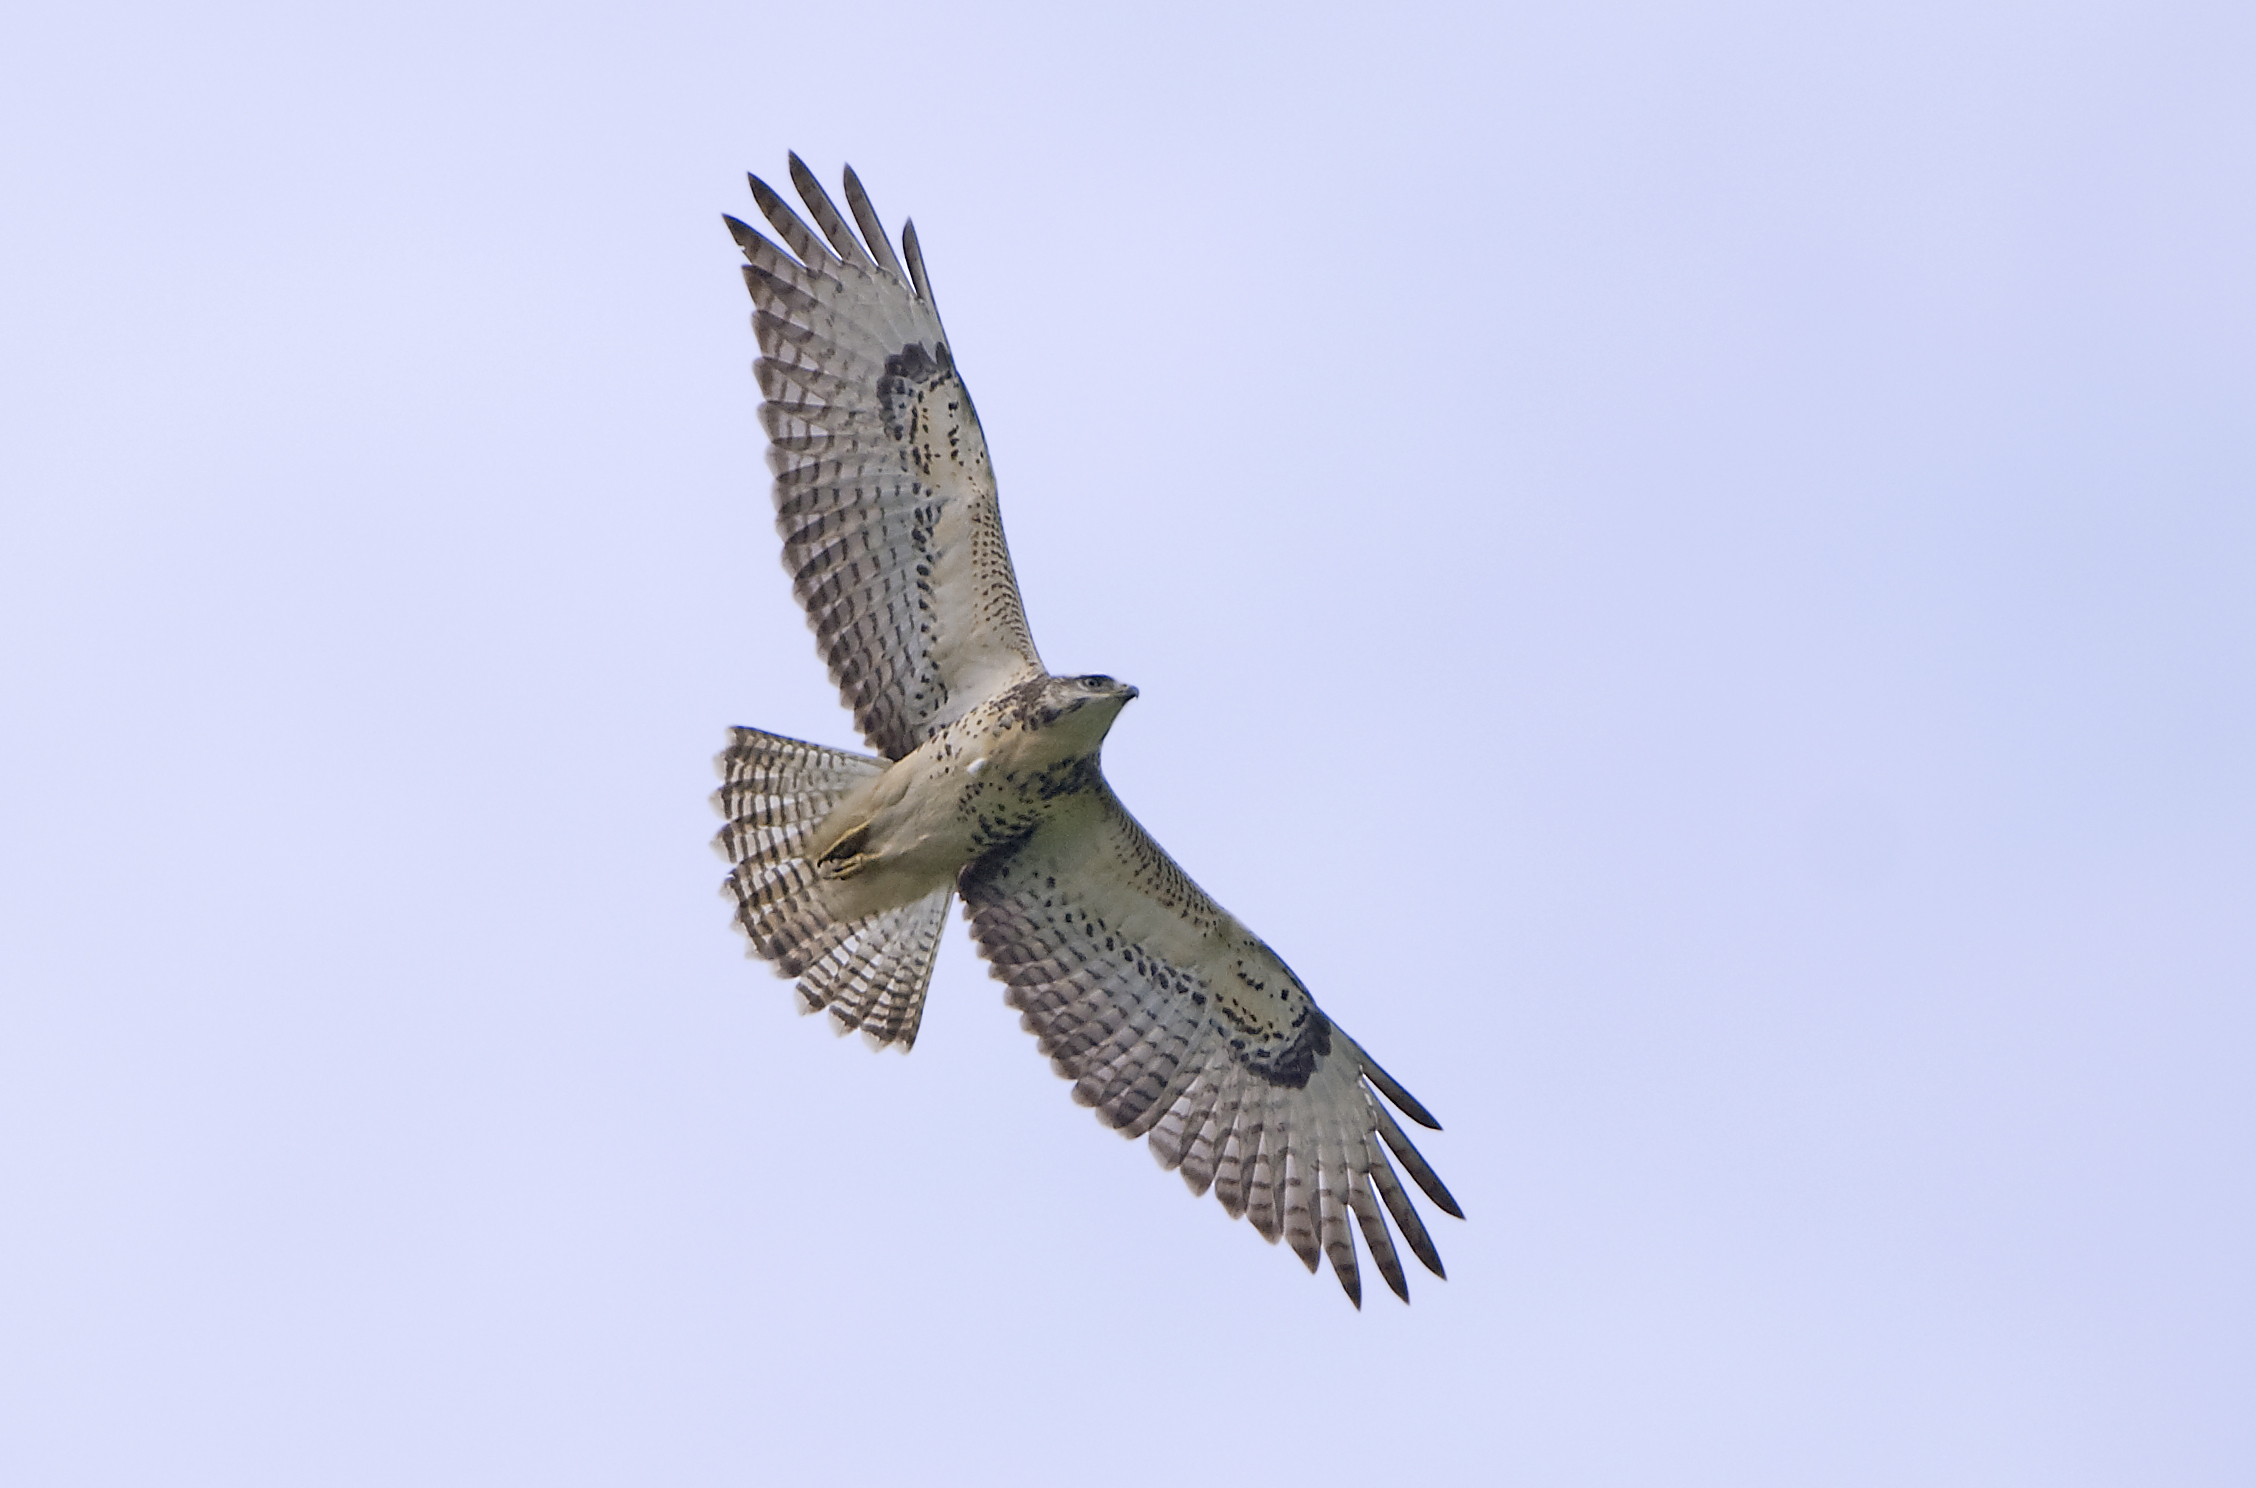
[712,726,951,1049]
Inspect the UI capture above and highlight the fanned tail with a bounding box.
[711,727,951,1049]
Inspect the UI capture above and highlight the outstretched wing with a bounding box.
[958,785,1462,1306]
[729,156,1044,762]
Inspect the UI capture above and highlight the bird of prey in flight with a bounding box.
[712,156,1461,1305]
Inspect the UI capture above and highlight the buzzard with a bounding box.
[712,157,1461,1305]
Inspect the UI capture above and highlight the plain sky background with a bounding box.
[3,1,2251,1483]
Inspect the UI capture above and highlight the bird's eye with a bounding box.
[1082,674,1113,690]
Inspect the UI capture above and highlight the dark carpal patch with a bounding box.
[1239,1003,1334,1089]
[881,339,948,385]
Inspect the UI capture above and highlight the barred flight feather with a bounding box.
[1349,1165,1409,1303]
[840,167,902,281]
[712,726,950,1049]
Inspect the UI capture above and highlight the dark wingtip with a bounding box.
[745,172,786,218]
[1360,1052,1444,1130]
[841,164,904,280]
[901,218,934,306]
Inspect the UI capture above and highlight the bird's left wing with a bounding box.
[729,157,1044,761]
[959,786,1461,1306]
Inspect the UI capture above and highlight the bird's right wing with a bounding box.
[958,784,1461,1306]
[730,156,1045,762]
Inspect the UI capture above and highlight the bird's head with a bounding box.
[1026,672,1138,747]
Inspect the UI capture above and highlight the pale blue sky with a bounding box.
[3,2,2251,1483]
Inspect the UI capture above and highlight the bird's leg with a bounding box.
[815,823,875,880]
